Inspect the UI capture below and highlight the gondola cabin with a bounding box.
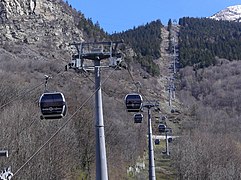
[158,124,166,133]
[155,139,160,145]
[125,93,143,112]
[39,92,67,120]
[134,113,143,123]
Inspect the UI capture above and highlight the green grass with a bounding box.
[126,139,176,179]
[154,140,176,180]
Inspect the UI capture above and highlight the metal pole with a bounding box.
[172,82,175,100]
[171,78,175,100]
[168,87,172,107]
[173,37,176,74]
[94,60,108,180]
[165,131,170,156]
[148,108,156,180]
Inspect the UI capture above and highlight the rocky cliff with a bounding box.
[0,0,84,49]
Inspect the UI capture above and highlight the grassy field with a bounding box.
[127,139,176,180]
[154,140,176,179]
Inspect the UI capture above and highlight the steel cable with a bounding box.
[12,62,120,178]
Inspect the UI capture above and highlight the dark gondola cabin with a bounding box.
[155,139,160,145]
[125,93,143,112]
[158,124,166,133]
[134,113,143,123]
[39,92,67,119]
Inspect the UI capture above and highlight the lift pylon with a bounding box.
[68,41,123,180]
[68,41,123,73]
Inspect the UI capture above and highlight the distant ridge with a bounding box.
[210,5,241,22]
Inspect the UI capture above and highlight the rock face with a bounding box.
[0,0,84,49]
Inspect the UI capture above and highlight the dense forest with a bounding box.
[111,20,163,76]
[178,17,241,68]
[76,14,108,41]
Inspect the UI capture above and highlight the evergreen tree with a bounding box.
[167,19,172,31]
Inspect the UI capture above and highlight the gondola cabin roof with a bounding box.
[125,93,143,112]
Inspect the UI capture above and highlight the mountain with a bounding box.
[210,5,241,22]
[0,0,109,48]
[178,17,241,69]
[0,1,174,179]
[175,7,241,179]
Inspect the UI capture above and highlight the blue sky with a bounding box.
[68,0,241,34]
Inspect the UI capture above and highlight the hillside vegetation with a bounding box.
[2,1,241,179]
[0,1,161,179]
[171,17,241,179]
[179,17,241,68]
[111,20,163,76]
[172,60,241,179]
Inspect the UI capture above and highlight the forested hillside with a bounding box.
[171,17,241,179]
[111,20,163,76]
[179,17,241,68]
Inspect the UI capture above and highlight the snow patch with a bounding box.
[210,5,241,22]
